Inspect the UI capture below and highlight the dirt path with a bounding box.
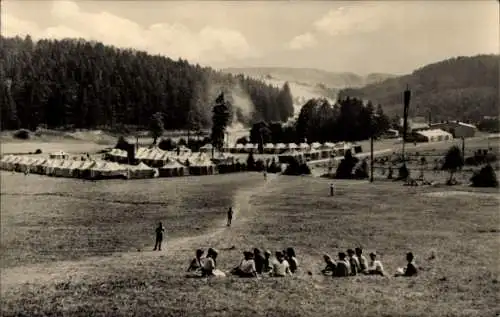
[1,173,278,289]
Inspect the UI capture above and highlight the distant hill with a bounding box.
[222,67,396,89]
[338,55,499,121]
[221,67,396,119]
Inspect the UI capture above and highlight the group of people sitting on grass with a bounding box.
[320,248,417,277]
[321,248,417,277]
[186,247,298,278]
[186,246,418,278]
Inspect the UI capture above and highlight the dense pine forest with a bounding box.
[0,36,295,131]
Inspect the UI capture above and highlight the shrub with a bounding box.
[442,145,464,185]
[13,129,31,140]
[255,159,266,172]
[236,137,249,145]
[395,164,409,181]
[178,138,187,146]
[34,149,42,154]
[283,158,311,176]
[158,138,176,151]
[246,152,256,171]
[335,150,359,179]
[353,159,369,179]
[470,164,499,188]
[267,157,281,173]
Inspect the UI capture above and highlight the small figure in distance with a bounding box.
[227,207,233,227]
[330,183,335,196]
[321,254,337,276]
[395,252,418,277]
[153,221,165,251]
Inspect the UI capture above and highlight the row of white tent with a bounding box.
[201,142,358,154]
[105,147,229,169]
[0,154,217,180]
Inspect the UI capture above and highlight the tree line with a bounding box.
[245,97,391,146]
[0,36,294,131]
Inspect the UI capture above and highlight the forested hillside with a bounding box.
[339,55,499,121]
[0,36,294,131]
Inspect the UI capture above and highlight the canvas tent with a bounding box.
[74,160,97,179]
[187,153,216,175]
[212,152,235,165]
[310,142,322,149]
[50,151,69,160]
[244,143,257,153]
[304,149,322,161]
[0,155,15,171]
[298,143,310,151]
[263,143,275,154]
[132,147,171,167]
[127,162,157,179]
[88,161,128,180]
[158,160,189,177]
[105,148,129,164]
[233,143,245,153]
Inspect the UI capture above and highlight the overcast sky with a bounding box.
[2,0,498,75]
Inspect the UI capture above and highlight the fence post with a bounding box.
[370,136,374,182]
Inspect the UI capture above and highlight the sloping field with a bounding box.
[1,172,498,316]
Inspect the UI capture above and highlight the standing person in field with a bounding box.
[153,221,165,251]
[227,207,233,227]
[330,183,335,196]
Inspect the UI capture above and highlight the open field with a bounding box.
[1,171,499,316]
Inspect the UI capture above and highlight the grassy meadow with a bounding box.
[1,169,499,316]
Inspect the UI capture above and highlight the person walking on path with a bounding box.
[227,207,234,227]
[153,221,165,251]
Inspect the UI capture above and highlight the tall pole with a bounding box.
[402,85,411,163]
[370,136,374,182]
[260,128,264,155]
[461,137,465,161]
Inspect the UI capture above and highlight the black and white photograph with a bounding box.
[1,0,499,316]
